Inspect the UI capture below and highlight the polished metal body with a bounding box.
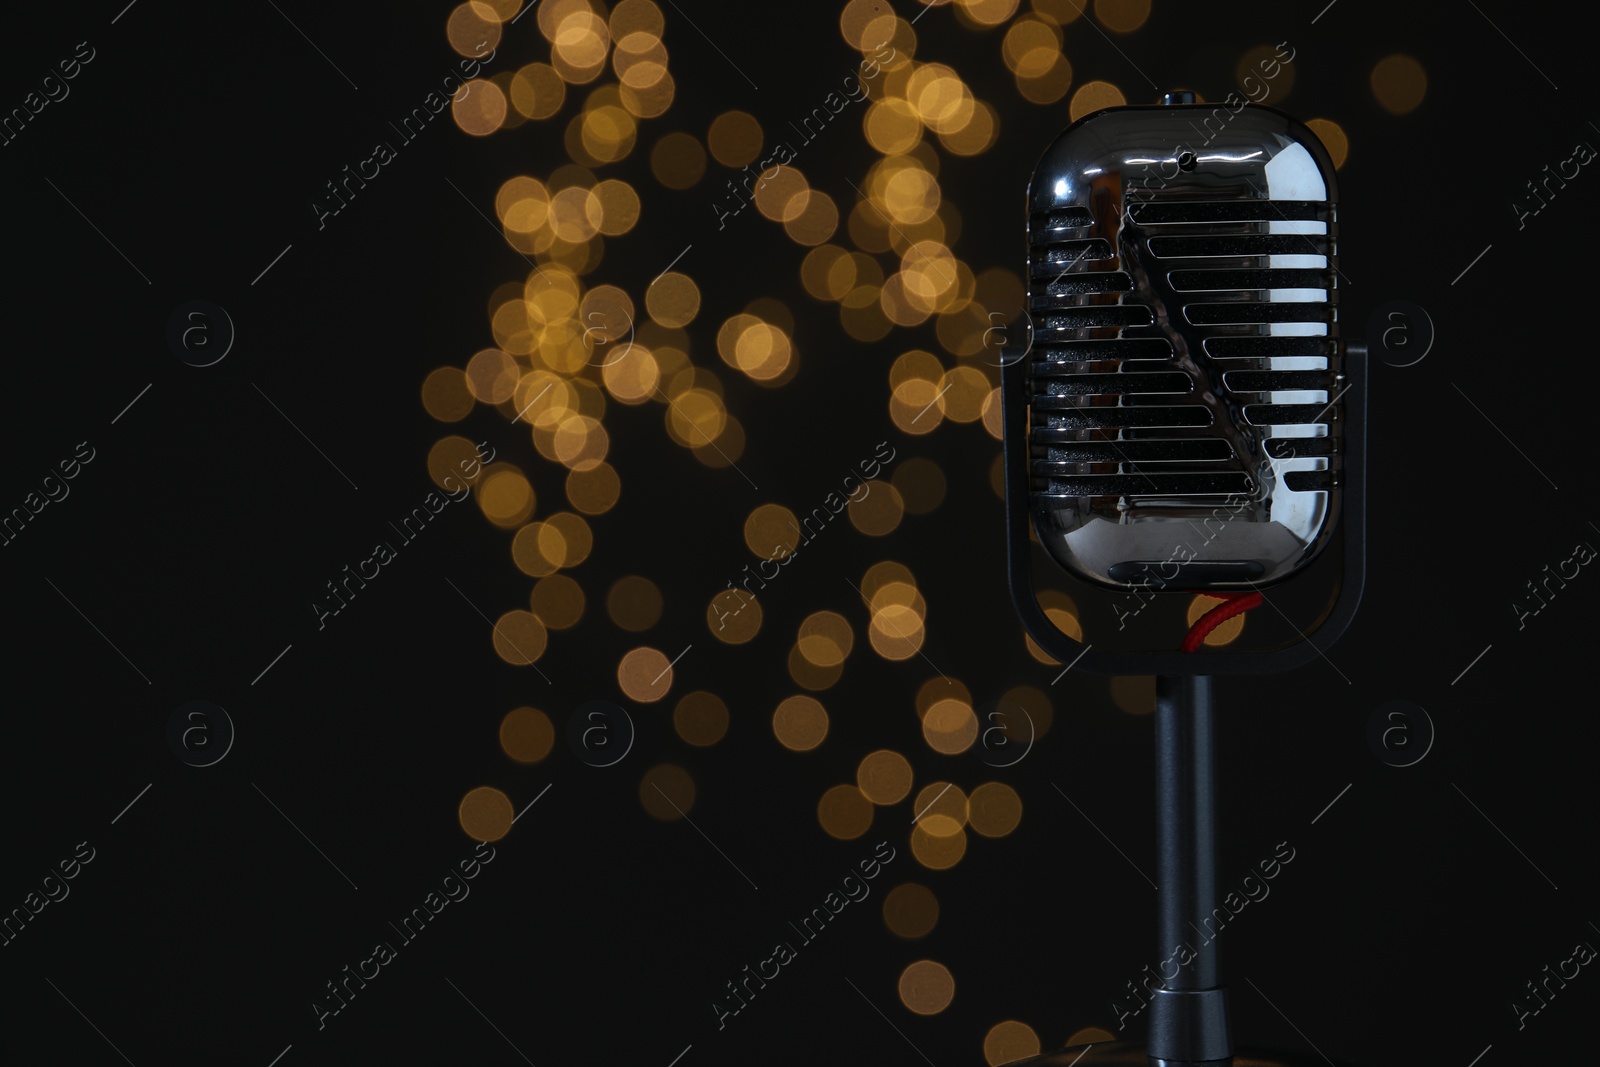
[1026,100,1342,591]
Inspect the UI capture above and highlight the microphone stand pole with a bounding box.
[1149,674,1231,1066]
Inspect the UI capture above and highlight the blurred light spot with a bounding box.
[1066,1027,1117,1045]
[647,271,701,327]
[1111,675,1156,715]
[923,698,978,754]
[884,883,939,938]
[984,1021,1041,1066]
[639,763,695,820]
[458,785,514,841]
[566,461,621,514]
[448,3,502,57]
[478,467,535,528]
[422,367,474,422]
[848,481,905,537]
[499,707,555,763]
[968,782,1022,837]
[784,190,840,246]
[899,960,955,1015]
[798,610,855,668]
[531,574,585,630]
[858,749,913,805]
[774,695,829,751]
[510,62,564,120]
[962,0,1021,26]
[788,644,843,691]
[594,179,641,234]
[674,691,729,746]
[1003,684,1054,741]
[818,784,874,839]
[938,365,990,422]
[651,132,707,189]
[708,110,764,167]
[609,575,663,631]
[708,589,762,644]
[1236,44,1295,101]
[465,347,519,404]
[492,610,549,665]
[1093,0,1149,32]
[753,167,811,223]
[1069,80,1126,120]
[1305,118,1348,169]
[744,503,801,559]
[940,99,998,154]
[911,821,967,868]
[1371,54,1426,115]
[610,0,665,38]
[453,79,508,136]
[912,781,967,828]
[618,646,674,702]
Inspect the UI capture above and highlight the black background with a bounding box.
[2,1,1596,1065]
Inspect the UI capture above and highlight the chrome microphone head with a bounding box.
[1025,92,1343,592]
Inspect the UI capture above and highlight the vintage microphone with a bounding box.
[1000,91,1365,1066]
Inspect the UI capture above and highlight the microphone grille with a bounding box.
[1026,104,1343,590]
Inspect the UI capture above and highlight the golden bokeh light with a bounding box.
[458,785,514,842]
[566,461,621,514]
[898,960,955,1015]
[707,109,764,167]
[465,347,520,404]
[784,190,840,246]
[511,62,565,119]
[1236,44,1295,101]
[422,367,474,422]
[961,0,1021,26]
[788,643,844,691]
[492,609,549,665]
[1069,80,1126,121]
[650,132,707,188]
[884,882,940,938]
[610,0,665,38]
[708,588,763,644]
[609,575,663,631]
[912,781,967,828]
[639,763,695,820]
[857,749,914,805]
[923,698,979,755]
[530,574,586,630]
[499,707,555,763]
[618,646,674,702]
[1093,0,1150,32]
[911,820,968,869]
[1305,118,1348,169]
[848,481,905,536]
[453,79,508,137]
[448,3,502,57]
[1371,54,1426,115]
[674,691,729,747]
[797,610,855,668]
[593,178,641,234]
[968,782,1022,838]
[984,1021,1041,1066]
[744,503,801,560]
[646,271,701,327]
[1067,1027,1118,1046]
[774,695,829,751]
[818,784,874,840]
[1111,675,1156,715]
[479,465,537,525]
